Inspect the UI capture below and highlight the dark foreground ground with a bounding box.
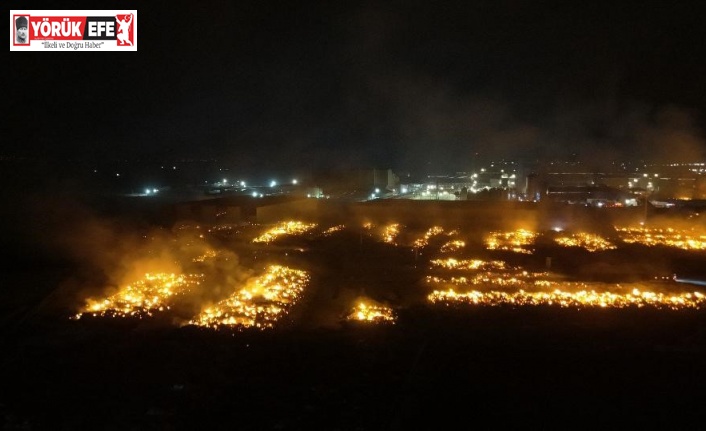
[2,305,706,430]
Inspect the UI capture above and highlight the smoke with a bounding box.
[23,190,254,317]
[379,76,706,171]
[338,5,706,171]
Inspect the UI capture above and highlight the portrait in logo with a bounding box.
[15,16,29,44]
[115,13,133,46]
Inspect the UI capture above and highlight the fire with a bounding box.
[347,301,395,323]
[426,271,551,289]
[323,225,346,236]
[413,226,445,248]
[192,249,218,262]
[252,221,317,244]
[74,273,203,319]
[555,233,617,252]
[485,229,537,254]
[615,226,706,251]
[188,265,309,330]
[440,240,466,253]
[430,258,507,271]
[426,259,705,309]
[428,288,706,310]
[382,223,401,244]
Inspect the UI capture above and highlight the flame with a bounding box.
[382,223,401,244]
[347,301,395,323]
[192,249,218,262]
[428,288,706,309]
[440,240,466,253]
[253,221,317,244]
[188,265,309,330]
[322,225,346,236]
[555,233,616,252]
[616,226,706,251]
[430,258,507,271]
[413,226,445,248]
[75,272,203,319]
[485,229,537,254]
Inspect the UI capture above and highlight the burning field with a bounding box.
[74,272,204,319]
[615,225,706,251]
[188,265,310,330]
[6,208,706,430]
[65,218,706,331]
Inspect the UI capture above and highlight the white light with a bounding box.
[223,179,227,184]
[270,180,277,187]
[293,179,298,185]
[375,188,380,193]
[252,191,258,197]
[153,188,158,193]
[116,173,120,177]
[240,181,246,187]
[145,189,151,194]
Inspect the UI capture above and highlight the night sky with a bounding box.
[6,0,706,172]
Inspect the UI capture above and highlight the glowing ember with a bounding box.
[426,271,551,289]
[75,273,203,319]
[188,265,309,330]
[440,240,466,253]
[413,226,445,248]
[555,233,617,252]
[430,258,507,271]
[485,229,537,254]
[347,301,395,323]
[616,226,706,251]
[382,223,401,244]
[252,221,317,244]
[323,225,346,236]
[428,288,706,310]
[192,250,218,262]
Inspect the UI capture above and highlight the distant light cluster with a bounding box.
[252,221,317,244]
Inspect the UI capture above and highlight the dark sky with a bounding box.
[6,0,706,172]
